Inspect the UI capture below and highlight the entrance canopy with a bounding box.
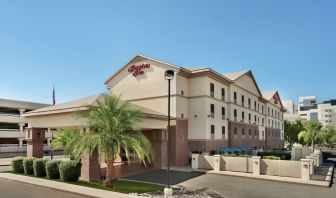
[216,146,252,153]
[23,93,170,129]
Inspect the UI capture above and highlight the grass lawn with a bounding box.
[11,172,164,194]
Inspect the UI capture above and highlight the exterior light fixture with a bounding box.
[164,69,174,198]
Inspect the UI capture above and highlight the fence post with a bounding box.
[310,154,318,168]
[305,156,315,175]
[252,156,261,175]
[213,155,221,171]
[191,154,199,169]
[301,159,311,180]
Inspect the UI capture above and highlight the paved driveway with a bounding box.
[179,173,336,198]
[0,178,91,198]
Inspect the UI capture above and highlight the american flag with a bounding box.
[52,86,56,105]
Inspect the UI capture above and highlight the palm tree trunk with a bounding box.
[104,158,115,187]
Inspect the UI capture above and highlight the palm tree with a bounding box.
[321,126,336,147]
[298,120,323,152]
[52,94,154,187]
[51,128,81,159]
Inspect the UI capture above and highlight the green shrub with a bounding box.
[33,159,49,177]
[257,151,291,160]
[23,157,35,175]
[11,156,25,173]
[46,160,62,179]
[59,160,82,181]
[263,156,280,160]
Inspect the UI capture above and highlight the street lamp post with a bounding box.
[164,69,174,198]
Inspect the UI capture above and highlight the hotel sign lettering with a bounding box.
[128,63,150,77]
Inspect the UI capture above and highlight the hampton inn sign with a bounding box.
[128,63,151,77]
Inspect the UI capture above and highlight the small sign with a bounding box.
[273,94,280,104]
[128,63,150,77]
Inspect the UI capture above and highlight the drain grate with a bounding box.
[205,190,226,198]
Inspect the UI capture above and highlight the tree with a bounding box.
[321,125,336,147]
[284,120,304,150]
[298,120,323,151]
[52,94,154,187]
[51,128,81,159]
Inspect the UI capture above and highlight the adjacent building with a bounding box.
[283,100,299,122]
[284,96,336,127]
[23,54,285,168]
[0,98,50,150]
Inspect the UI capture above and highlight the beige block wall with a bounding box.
[221,156,252,173]
[260,159,301,178]
[198,155,214,170]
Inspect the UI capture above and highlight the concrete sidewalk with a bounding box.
[0,173,138,198]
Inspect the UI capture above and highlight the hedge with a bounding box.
[11,156,25,173]
[46,160,62,179]
[59,160,82,182]
[23,157,35,175]
[263,156,281,160]
[257,151,291,160]
[33,159,49,177]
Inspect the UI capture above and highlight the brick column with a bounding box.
[213,155,221,171]
[191,154,199,169]
[305,156,315,175]
[80,149,101,182]
[301,159,311,180]
[252,156,261,175]
[25,127,45,158]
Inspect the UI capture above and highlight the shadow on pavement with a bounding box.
[123,169,205,185]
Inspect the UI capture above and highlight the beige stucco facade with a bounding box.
[22,54,284,170]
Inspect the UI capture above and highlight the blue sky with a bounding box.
[0,0,335,104]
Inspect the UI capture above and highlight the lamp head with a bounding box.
[164,70,174,80]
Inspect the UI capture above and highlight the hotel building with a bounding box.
[23,54,284,171]
[0,98,49,150]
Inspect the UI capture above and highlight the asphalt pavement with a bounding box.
[0,178,91,198]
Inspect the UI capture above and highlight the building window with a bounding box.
[248,98,251,108]
[248,113,251,124]
[210,104,215,118]
[210,83,214,97]
[254,101,257,110]
[181,113,184,118]
[222,126,225,137]
[234,92,237,103]
[242,128,245,135]
[268,107,270,115]
[272,109,274,117]
[222,107,225,120]
[249,129,252,136]
[234,109,237,121]
[262,131,264,137]
[242,111,245,122]
[221,88,225,101]
[234,127,237,135]
[255,130,258,136]
[262,118,265,126]
[262,105,264,114]
[241,95,245,106]
[181,90,184,96]
[258,103,260,112]
[211,125,215,134]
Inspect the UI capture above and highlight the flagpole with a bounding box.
[50,86,55,160]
